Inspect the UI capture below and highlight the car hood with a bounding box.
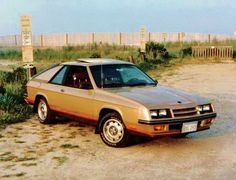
[104,85,209,109]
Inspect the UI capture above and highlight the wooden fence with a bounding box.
[0,32,232,48]
[192,46,233,59]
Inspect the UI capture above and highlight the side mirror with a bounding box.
[154,79,158,85]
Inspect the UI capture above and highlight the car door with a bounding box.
[48,65,96,123]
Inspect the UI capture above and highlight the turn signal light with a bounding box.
[200,119,214,127]
[154,125,169,131]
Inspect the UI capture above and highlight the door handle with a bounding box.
[60,89,65,93]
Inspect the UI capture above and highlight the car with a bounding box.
[25,58,217,147]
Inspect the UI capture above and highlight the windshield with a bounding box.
[90,64,156,88]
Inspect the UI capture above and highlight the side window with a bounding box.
[64,66,93,89]
[50,66,69,85]
[34,65,63,81]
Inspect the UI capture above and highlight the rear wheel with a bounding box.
[37,98,54,124]
[100,112,130,147]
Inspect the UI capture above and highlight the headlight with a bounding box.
[197,104,212,113]
[150,109,169,119]
[159,109,167,117]
[203,105,210,111]
[150,111,158,117]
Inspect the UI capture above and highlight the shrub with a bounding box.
[180,47,192,57]
[0,49,22,60]
[0,67,27,86]
[137,62,153,72]
[0,68,32,127]
[146,42,170,60]
[90,52,101,58]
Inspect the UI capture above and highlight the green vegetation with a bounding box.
[2,172,26,178]
[0,49,21,60]
[0,67,32,128]
[53,156,68,166]
[60,143,79,149]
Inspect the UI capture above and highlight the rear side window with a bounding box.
[50,66,69,85]
[34,65,63,81]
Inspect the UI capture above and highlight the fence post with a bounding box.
[91,32,95,44]
[65,33,69,46]
[40,34,44,47]
[232,47,234,59]
[14,35,17,46]
[178,32,181,42]
[119,32,122,45]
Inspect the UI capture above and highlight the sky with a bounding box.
[0,0,235,36]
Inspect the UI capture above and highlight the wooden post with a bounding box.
[14,35,17,46]
[65,33,69,46]
[178,33,181,42]
[119,32,122,45]
[128,55,135,64]
[232,47,234,58]
[40,34,44,47]
[91,33,95,44]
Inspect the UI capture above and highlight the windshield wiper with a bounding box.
[103,83,124,88]
[128,82,151,87]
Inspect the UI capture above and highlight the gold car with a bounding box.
[26,59,217,147]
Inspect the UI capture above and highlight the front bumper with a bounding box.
[128,113,217,137]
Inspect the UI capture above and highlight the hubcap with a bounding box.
[103,119,124,143]
[38,100,48,121]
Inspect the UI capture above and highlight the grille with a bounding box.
[172,107,198,117]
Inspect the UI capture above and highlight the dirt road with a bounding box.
[1,63,236,180]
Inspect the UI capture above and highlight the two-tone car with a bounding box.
[26,59,217,147]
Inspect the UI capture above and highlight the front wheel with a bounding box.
[100,112,130,147]
[37,98,54,124]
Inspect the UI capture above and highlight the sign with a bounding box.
[21,16,31,32]
[140,26,146,53]
[21,16,33,63]
[22,31,32,46]
[22,46,33,63]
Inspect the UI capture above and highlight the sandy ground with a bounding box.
[1,63,236,180]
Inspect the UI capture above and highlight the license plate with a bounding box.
[181,121,198,133]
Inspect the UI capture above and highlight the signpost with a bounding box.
[20,16,34,79]
[140,26,146,53]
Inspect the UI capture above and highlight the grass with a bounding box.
[0,153,17,162]
[15,157,37,162]
[0,67,32,128]
[60,143,79,149]
[53,156,68,166]
[14,140,26,144]
[0,152,12,156]
[2,172,26,178]
[21,162,37,167]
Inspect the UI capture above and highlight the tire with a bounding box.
[37,98,54,124]
[100,112,130,147]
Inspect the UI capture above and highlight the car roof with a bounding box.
[61,58,132,66]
